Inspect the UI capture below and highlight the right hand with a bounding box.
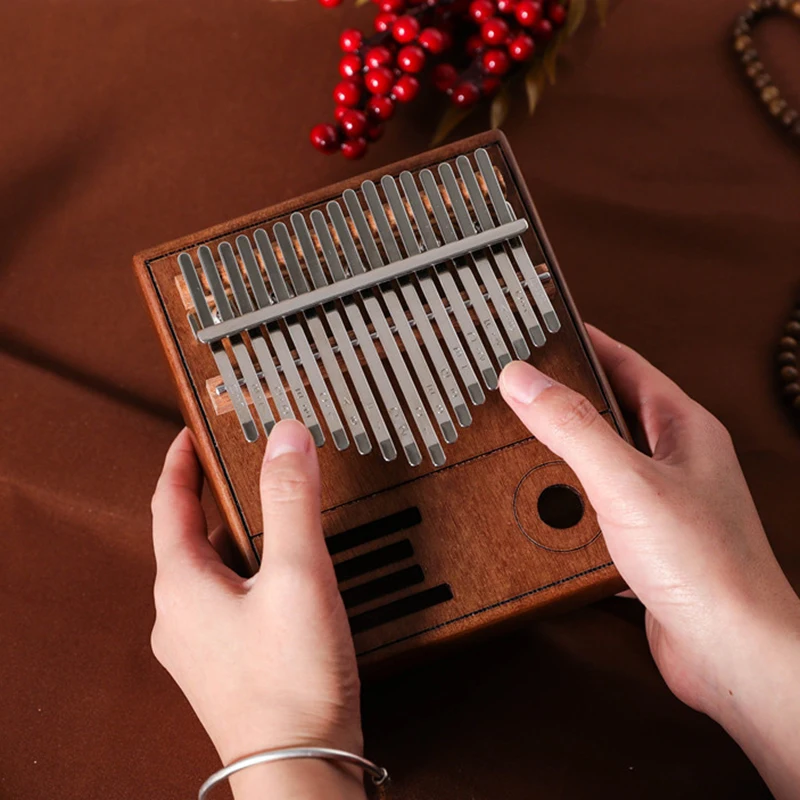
[499,325,800,798]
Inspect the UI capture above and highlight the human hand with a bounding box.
[499,325,800,798]
[150,421,365,800]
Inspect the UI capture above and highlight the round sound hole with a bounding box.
[536,484,585,529]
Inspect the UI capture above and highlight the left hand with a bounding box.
[150,420,365,800]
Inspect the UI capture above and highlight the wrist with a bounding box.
[229,758,367,800]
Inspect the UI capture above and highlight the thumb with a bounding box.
[499,360,644,500]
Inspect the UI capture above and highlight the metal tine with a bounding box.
[419,169,513,372]
[381,175,482,415]
[357,181,463,439]
[275,220,365,453]
[197,246,275,438]
[233,236,296,424]
[329,199,441,467]
[253,228,347,450]
[474,148,560,334]
[456,155,545,349]
[395,172,494,401]
[217,242,280,435]
[178,252,258,443]
[247,231,325,447]
[312,209,414,465]
[289,212,382,457]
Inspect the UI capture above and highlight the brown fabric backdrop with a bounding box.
[2,1,799,797]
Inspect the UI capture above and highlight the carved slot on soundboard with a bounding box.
[334,540,414,582]
[341,565,425,610]
[326,507,422,555]
[349,584,454,635]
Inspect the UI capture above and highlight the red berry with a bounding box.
[365,45,393,69]
[339,54,363,80]
[439,29,453,50]
[508,32,535,60]
[515,0,542,26]
[481,17,510,45]
[365,66,395,95]
[339,29,363,53]
[482,77,501,95]
[397,44,425,73]
[418,27,446,53]
[533,18,553,39]
[374,11,397,32]
[469,0,495,23]
[466,33,484,57]
[341,137,368,159]
[392,74,419,102]
[366,122,385,142]
[433,63,458,92]
[392,15,420,43]
[549,3,566,25]
[318,0,343,7]
[380,0,406,10]
[333,80,361,107]
[496,0,516,13]
[310,123,339,154]
[482,48,510,75]
[366,94,396,121]
[341,109,368,138]
[334,105,349,122]
[452,82,480,107]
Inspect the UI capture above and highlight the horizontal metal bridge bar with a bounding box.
[195,218,529,344]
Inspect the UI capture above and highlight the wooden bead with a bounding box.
[754,73,773,89]
[746,61,765,77]
[735,35,753,51]
[785,320,800,335]
[761,85,780,102]
[781,366,799,381]
[793,0,800,15]
[742,48,759,64]
[778,351,797,365]
[780,336,798,349]
[782,109,799,127]
[769,98,788,116]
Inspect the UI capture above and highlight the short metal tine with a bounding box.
[330,199,438,467]
[419,169,512,375]
[312,209,406,463]
[437,162,529,362]
[179,251,258,442]
[474,148,560,334]
[394,172,488,405]
[456,155,545,349]
[359,180,460,442]
[274,221,355,453]
[234,235,295,423]
[252,229,325,446]
[218,242,277,435]
[456,156,545,347]
[289,212,376,455]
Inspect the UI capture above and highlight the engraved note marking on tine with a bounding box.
[197,245,275,437]
[354,183,460,443]
[247,231,325,447]
[313,208,415,465]
[474,148,560,334]
[329,199,437,467]
[178,252,258,443]
[399,170,497,392]
[381,174,483,411]
[418,168,513,376]
[291,211,388,458]
[274,220,365,453]
[255,227,348,451]
[438,162,530,362]
[456,155,545,348]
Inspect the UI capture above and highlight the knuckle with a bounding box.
[261,464,314,504]
[551,393,599,438]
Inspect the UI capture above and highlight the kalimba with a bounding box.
[134,131,628,668]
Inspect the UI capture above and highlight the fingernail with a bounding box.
[499,361,554,405]
[265,420,311,461]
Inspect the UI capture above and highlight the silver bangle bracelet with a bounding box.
[198,746,389,799]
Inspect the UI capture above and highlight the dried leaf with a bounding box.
[566,0,587,36]
[542,30,565,85]
[490,86,510,129]
[525,66,545,116]
[596,0,609,25]
[431,104,474,146]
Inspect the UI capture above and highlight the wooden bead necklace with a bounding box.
[778,307,800,416]
[732,0,800,139]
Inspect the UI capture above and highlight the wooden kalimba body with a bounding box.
[134,131,628,668]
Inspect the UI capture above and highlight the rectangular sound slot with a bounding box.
[349,584,455,635]
[334,540,414,583]
[341,565,425,610]
[326,507,422,556]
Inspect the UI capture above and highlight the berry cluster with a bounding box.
[311,0,569,159]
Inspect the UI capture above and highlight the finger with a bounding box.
[258,420,330,574]
[151,429,221,575]
[586,325,697,458]
[208,524,250,577]
[499,360,646,498]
